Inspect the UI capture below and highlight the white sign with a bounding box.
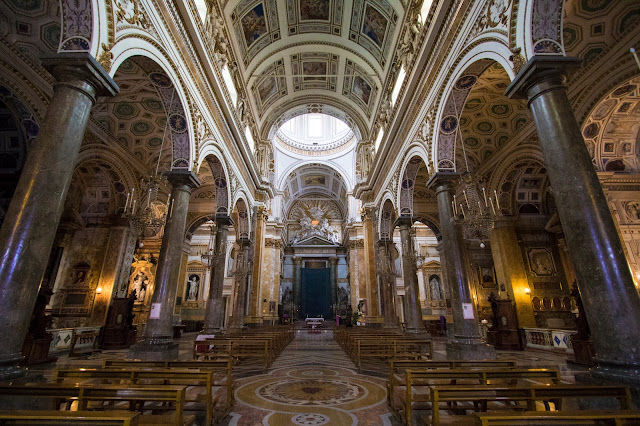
[150,303,162,319]
[462,303,475,320]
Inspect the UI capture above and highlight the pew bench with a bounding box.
[0,410,140,425]
[426,384,631,425]
[102,359,234,412]
[472,410,640,425]
[55,368,215,425]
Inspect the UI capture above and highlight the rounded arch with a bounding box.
[514,0,566,60]
[397,144,430,218]
[413,214,442,240]
[201,154,231,217]
[185,214,216,241]
[431,43,515,172]
[75,146,138,196]
[109,38,194,170]
[378,196,396,240]
[232,196,250,240]
[277,159,354,192]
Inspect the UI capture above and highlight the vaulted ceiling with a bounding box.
[217,0,405,141]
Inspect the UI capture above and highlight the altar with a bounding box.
[305,317,324,333]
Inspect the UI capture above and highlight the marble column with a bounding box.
[0,53,117,379]
[128,171,200,360]
[427,174,495,359]
[378,240,398,328]
[293,257,302,320]
[362,207,381,323]
[489,219,536,328]
[330,257,338,317]
[231,239,251,330]
[202,215,232,333]
[506,56,640,383]
[396,218,428,336]
[247,207,268,325]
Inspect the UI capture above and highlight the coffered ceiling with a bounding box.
[216,0,405,140]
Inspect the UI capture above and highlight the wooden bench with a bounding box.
[102,359,234,411]
[402,368,561,425]
[472,410,640,425]
[0,384,191,425]
[0,410,140,425]
[427,384,631,424]
[55,368,214,425]
[194,338,274,371]
[354,338,433,371]
[387,360,517,408]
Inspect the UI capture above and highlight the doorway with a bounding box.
[300,268,331,318]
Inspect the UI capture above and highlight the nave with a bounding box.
[3,324,634,425]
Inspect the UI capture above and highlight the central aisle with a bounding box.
[226,329,397,425]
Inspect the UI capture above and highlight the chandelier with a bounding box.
[200,223,217,267]
[121,91,175,238]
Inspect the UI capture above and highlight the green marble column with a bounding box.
[203,215,232,333]
[377,240,398,328]
[293,257,302,321]
[428,174,495,359]
[0,53,117,379]
[396,217,429,336]
[128,171,200,360]
[330,257,338,317]
[506,56,640,384]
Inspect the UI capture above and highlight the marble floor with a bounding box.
[9,329,591,425]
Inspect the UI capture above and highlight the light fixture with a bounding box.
[479,241,486,249]
[200,223,218,268]
[95,286,103,294]
[524,287,531,295]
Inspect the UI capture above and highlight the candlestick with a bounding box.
[170,198,174,218]
[463,190,469,208]
[489,197,496,215]
[494,190,500,209]
[482,187,488,206]
[124,192,130,211]
[167,193,171,204]
[132,199,137,215]
[632,48,640,71]
[460,204,466,219]
[451,200,456,216]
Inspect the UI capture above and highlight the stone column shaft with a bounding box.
[362,208,380,321]
[330,257,338,316]
[0,53,117,379]
[396,219,426,335]
[247,207,267,324]
[129,171,200,360]
[293,257,302,320]
[378,240,397,327]
[507,56,640,382]
[428,174,495,359]
[232,240,251,329]
[202,216,232,333]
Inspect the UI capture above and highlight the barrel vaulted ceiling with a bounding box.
[215,0,405,140]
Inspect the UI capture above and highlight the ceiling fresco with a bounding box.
[281,163,348,218]
[563,0,640,67]
[456,63,531,172]
[582,76,640,173]
[219,0,404,137]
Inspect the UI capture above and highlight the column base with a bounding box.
[0,354,26,381]
[405,329,431,340]
[446,339,496,360]
[127,340,179,361]
[589,360,640,387]
[576,369,640,409]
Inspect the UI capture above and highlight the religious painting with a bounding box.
[604,142,615,153]
[623,143,632,153]
[479,267,496,289]
[440,116,458,133]
[352,76,372,105]
[185,274,201,301]
[241,3,267,47]
[527,248,555,276]
[299,0,330,21]
[303,61,327,81]
[304,175,326,186]
[361,4,387,48]
[256,77,278,103]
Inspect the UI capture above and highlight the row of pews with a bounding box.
[0,326,294,425]
[335,327,640,425]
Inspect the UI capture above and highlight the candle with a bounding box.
[167,193,171,204]
[124,192,130,211]
[478,201,483,215]
[132,199,137,215]
[489,197,496,215]
[631,48,640,71]
[170,198,174,218]
[482,187,488,206]
[451,200,456,216]
[494,190,500,209]
[460,204,466,219]
[463,190,469,208]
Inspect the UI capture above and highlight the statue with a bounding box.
[429,276,442,300]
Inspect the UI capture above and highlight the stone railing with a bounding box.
[522,327,577,354]
[48,326,101,354]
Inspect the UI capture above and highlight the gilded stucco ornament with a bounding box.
[97,43,113,73]
[116,0,150,29]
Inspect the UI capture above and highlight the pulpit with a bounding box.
[99,296,137,349]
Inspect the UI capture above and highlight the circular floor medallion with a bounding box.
[291,413,330,425]
[258,378,365,406]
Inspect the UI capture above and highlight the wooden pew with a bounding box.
[427,384,631,425]
[0,384,190,425]
[0,410,140,425]
[102,359,234,412]
[472,410,640,425]
[387,360,517,408]
[194,338,274,371]
[402,368,561,425]
[55,368,214,425]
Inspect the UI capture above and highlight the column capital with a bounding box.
[394,216,413,228]
[42,52,119,98]
[505,56,581,101]
[427,172,459,194]
[329,257,338,265]
[165,170,201,189]
[215,214,234,227]
[491,216,517,230]
[237,237,251,248]
[376,239,394,247]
